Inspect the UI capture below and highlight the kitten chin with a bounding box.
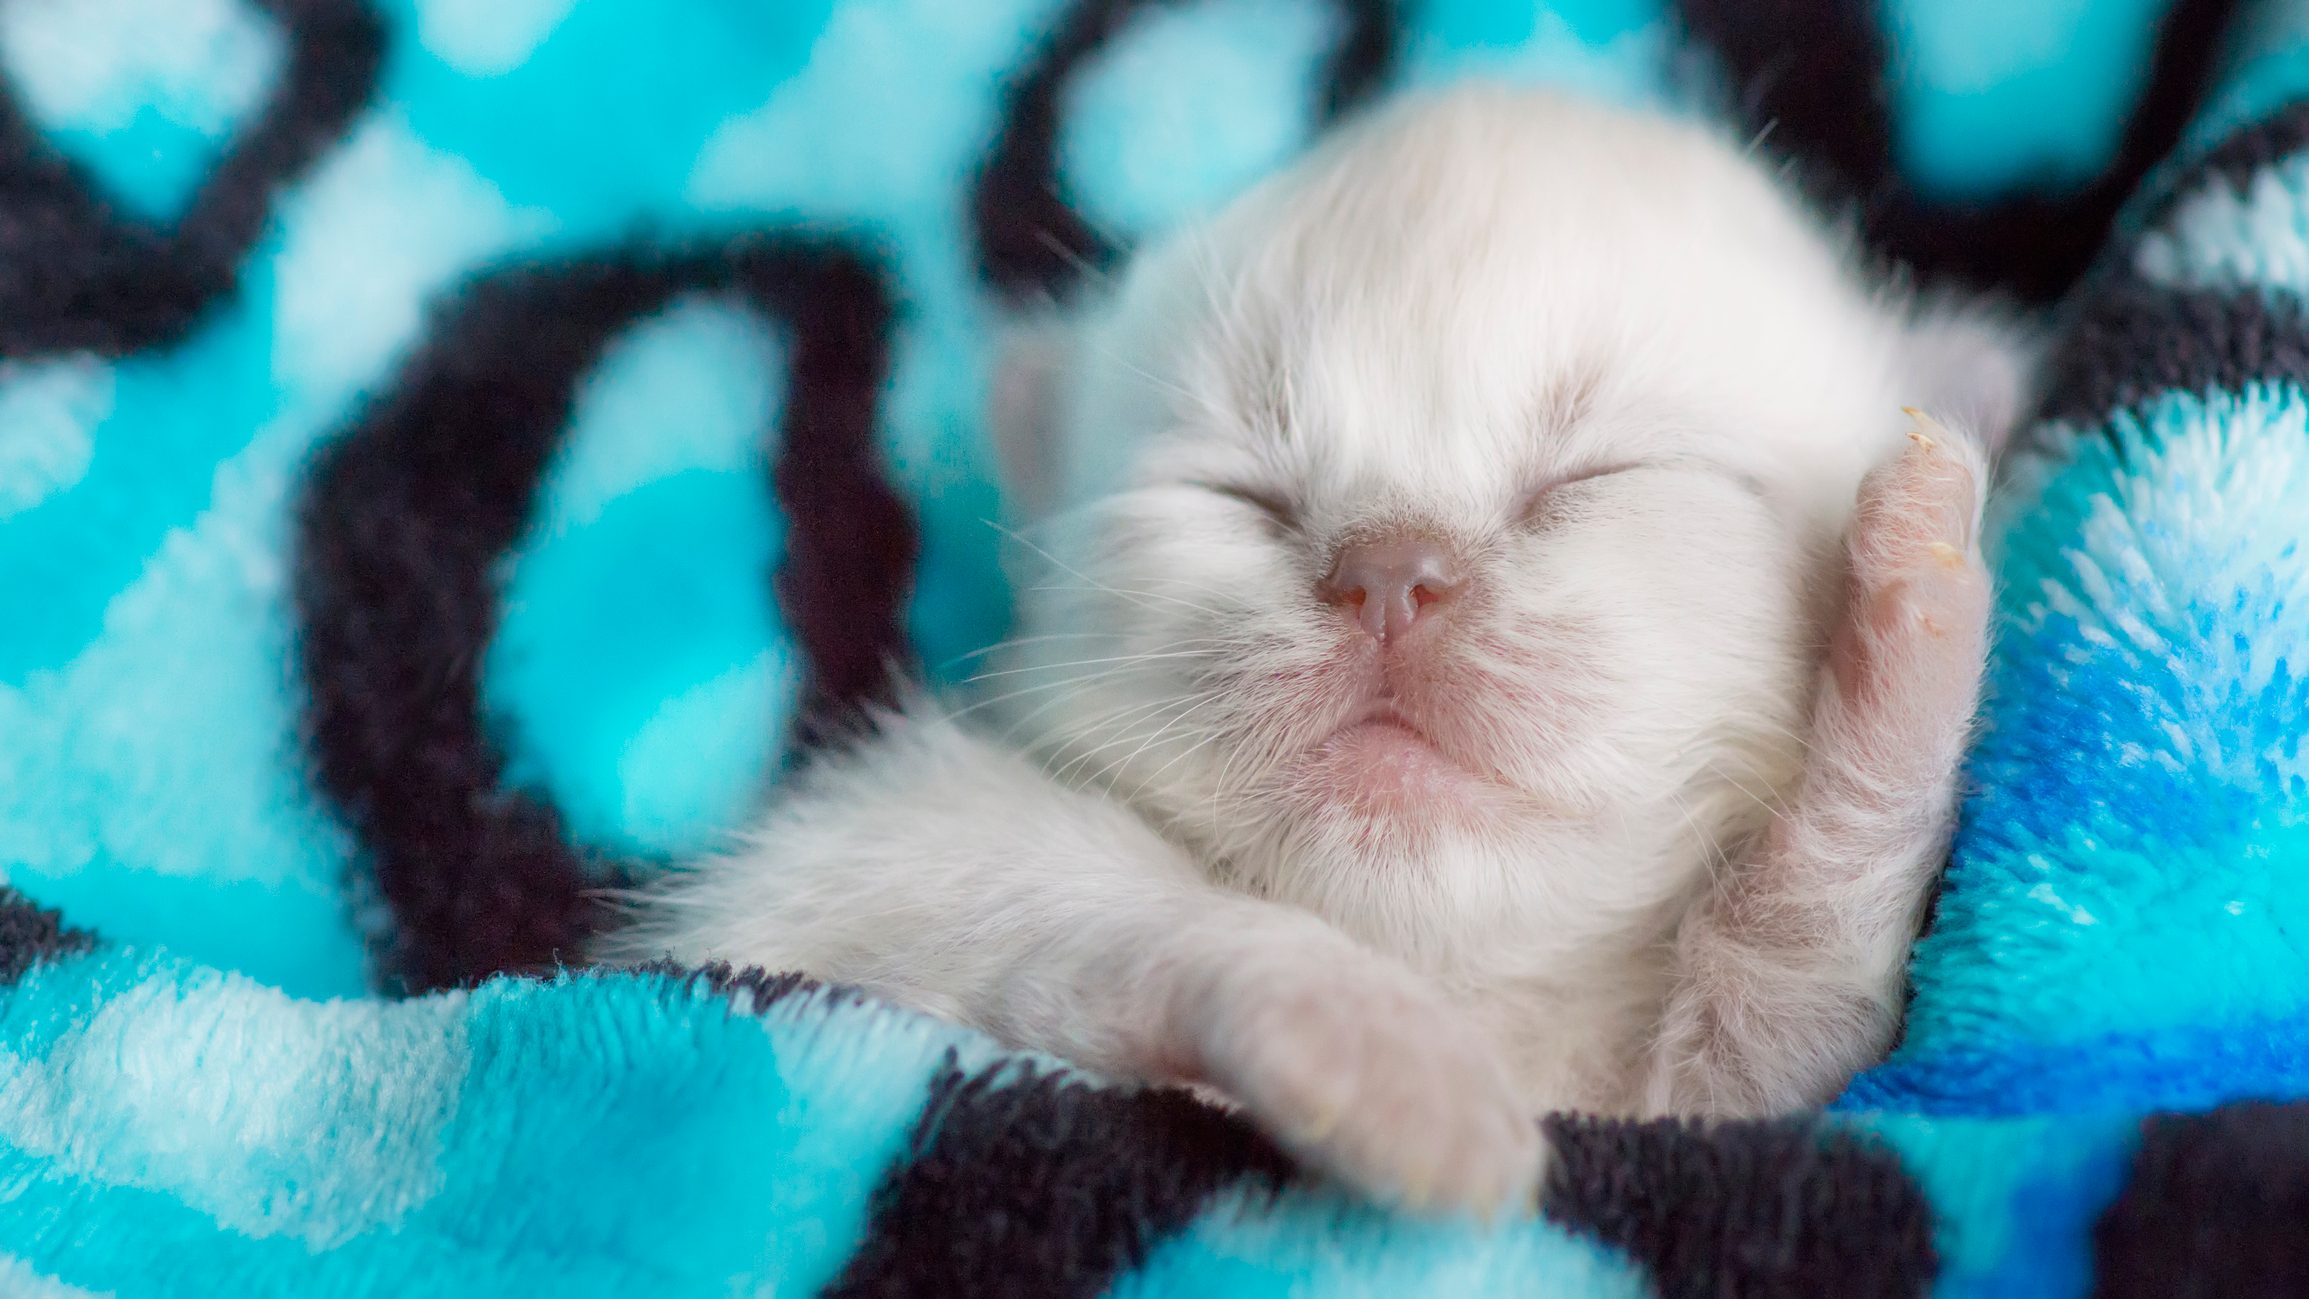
[1289,715,1508,816]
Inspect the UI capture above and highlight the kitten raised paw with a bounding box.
[1833,410,1993,722]
[1646,408,1999,1116]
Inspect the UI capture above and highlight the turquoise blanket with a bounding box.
[4,0,2308,1293]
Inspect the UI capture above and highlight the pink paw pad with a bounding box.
[1832,411,1993,710]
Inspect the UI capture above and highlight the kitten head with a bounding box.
[987,85,2024,958]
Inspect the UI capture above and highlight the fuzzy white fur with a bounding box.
[603,84,2026,1216]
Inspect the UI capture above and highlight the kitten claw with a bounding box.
[1836,419,1992,707]
[1904,407,1957,454]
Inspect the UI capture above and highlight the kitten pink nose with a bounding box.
[1321,537,1462,643]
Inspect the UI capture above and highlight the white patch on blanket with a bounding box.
[0,373,371,996]
[616,655,797,855]
[413,0,581,76]
[269,112,556,413]
[536,299,785,537]
[2135,152,2309,295]
[0,359,111,520]
[0,0,279,139]
[0,970,468,1249]
[0,1255,108,1299]
[686,0,1065,216]
[2002,392,2309,792]
[1057,0,1335,235]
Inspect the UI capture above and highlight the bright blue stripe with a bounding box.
[1889,387,2309,1086]
[1844,1113,2137,1299]
[1844,1013,2309,1116]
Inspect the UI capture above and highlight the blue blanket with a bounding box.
[4,0,2307,1293]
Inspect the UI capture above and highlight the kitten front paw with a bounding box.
[1645,412,1995,1118]
[1191,955,1545,1218]
[1835,411,1993,720]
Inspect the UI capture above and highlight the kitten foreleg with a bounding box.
[1648,415,1992,1114]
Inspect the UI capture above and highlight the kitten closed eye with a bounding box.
[1200,481,1300,532]
[1515,459,1770,528]
[1512,462,1642,525]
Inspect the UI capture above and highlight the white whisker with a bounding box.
[985,520,1227,618]
[963,646,1219,685]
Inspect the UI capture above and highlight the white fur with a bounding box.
[604,85,2025,1216]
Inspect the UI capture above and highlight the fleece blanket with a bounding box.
[4,0,2308,1293]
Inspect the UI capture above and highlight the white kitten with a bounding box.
[602,84,2027,1216]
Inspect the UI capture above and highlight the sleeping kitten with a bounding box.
[603,84,2028,1215]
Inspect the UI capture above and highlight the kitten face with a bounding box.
[993,86,2015,958]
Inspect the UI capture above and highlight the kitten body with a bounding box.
[605,85,2025,1213]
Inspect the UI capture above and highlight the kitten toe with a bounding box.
[1834,415,1993,710]
[1856,411,1988,568]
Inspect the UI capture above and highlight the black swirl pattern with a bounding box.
[972,0,1398,301]
[0,0,383,359]
[294,235,914,992]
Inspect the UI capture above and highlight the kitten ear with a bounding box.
[988,315,1078,522]
[1901,299,2041,455]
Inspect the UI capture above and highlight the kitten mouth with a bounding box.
[1333,708,1436,749]
[1292,707,1498,814]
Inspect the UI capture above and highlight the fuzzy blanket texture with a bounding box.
[4,0,2309,1294]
